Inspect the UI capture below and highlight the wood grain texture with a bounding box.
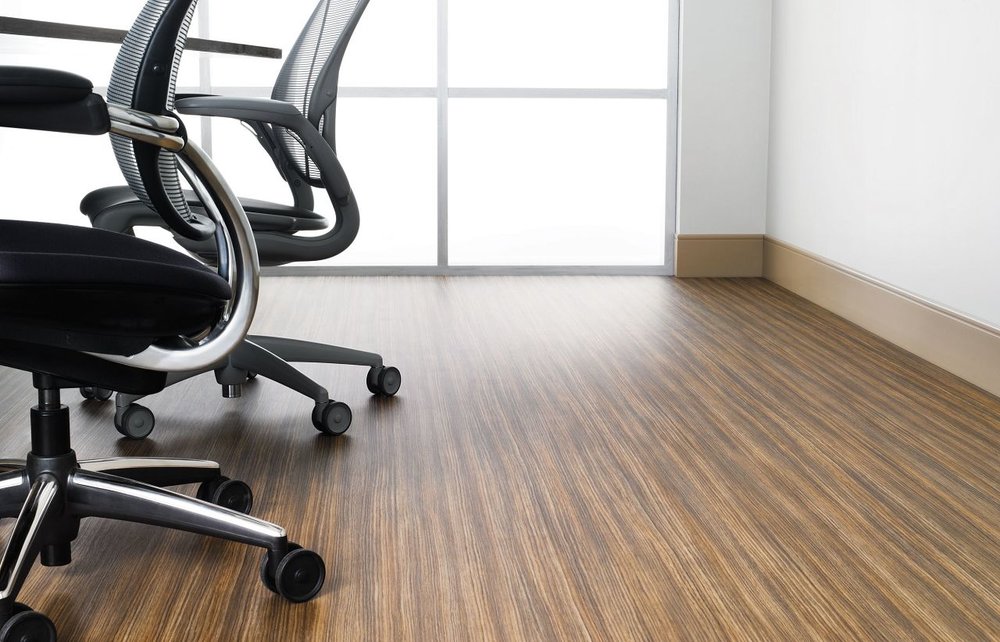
[0,276,996,641]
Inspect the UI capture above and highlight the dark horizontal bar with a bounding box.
[0,16,281,59]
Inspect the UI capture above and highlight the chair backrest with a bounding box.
[271,0,370,187]
[107,0,208,240]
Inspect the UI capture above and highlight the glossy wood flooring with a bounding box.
[0,277,996,641]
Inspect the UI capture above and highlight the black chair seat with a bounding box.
[81,186,328,233]
[233,195,328,231]
[0,220,231,356]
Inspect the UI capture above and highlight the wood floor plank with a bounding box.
[0,276,995,640]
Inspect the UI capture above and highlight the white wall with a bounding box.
[676,0,772,235]
[767,0,1000,327]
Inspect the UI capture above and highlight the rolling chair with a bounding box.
[80,0,401,440]
[0,1,328,634]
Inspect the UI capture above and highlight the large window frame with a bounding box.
[195,0,681,275]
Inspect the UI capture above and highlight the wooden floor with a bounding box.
[0,277,997,640]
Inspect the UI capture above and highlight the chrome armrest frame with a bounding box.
[88,105,260,373]
[107,105,180,133]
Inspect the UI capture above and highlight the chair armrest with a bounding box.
[176,95,300,119]
[0,67,109,135]
[177,95,314,210]
[175,95,360,262]
[175,95,351,204]
[0,66,93,103]
[175,93,213,101]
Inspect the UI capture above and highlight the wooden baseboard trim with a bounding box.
[675,234,764,277]
[764,236,1000,397]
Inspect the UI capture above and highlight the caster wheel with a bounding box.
[312,401,351,436]
[260,544,325,603]
[115,404,155,440]
[366,366,401,397]
[0,608,56,642]
[80,386,113,402]
[197,477,253,514]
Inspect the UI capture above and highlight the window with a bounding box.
[0,0,677,272]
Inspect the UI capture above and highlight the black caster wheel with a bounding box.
[80,386,113,402]
[0,607,56,642]
[260,544,325,603]
[312,401,351,436]
[366,366,401,397]
[197,476,253,514]
[114,404,155,440]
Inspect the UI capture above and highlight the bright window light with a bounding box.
[317,98,438,266]
[339,0,436,88]
[449,99,667,266]
[450,0,670,89]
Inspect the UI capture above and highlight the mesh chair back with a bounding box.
[107,0,200,237]
[271,0,369,186]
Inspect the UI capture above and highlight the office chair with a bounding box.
[0,4,328,635]
[80,0,401,440]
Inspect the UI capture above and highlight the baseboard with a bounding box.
[764,237,1000,397]
[674,235,764,277]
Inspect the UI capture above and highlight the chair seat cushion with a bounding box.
[81,185,328,233]
[0,220,231,355]
[235,196,327,230]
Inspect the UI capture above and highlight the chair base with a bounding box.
[102,336,401,440]
[0,381,323,640]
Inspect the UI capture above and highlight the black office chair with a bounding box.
[0,2,328,637]
[80,0,401,440]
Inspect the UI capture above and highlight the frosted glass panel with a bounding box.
[207,0,436,89]
[339,0,436,87]
[450,0,669,89]
[449,99,666,265]
[208,98,437,266]
[206,0,307,89]
[315,98,438,265]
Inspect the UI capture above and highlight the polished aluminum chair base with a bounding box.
[0,382,316,630]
